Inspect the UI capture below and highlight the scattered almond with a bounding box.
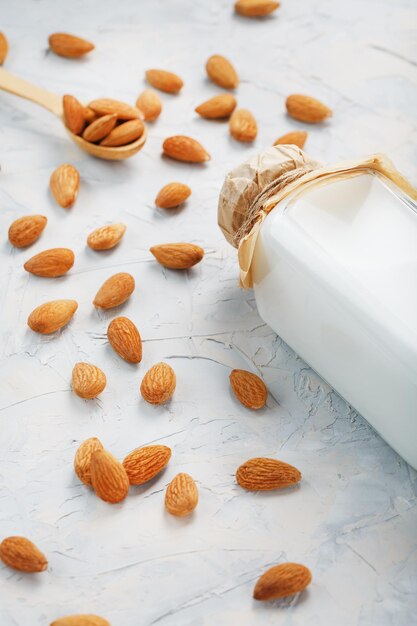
[50,164,80,209]
[82,114,117,143]
[24,248,74,278]
[230,108,257,142]
[0,32,9,65]
[145,69,183,94]
[63,95,85,135]
[136,89,162,121]
[140,362,176,404]
[235,0,280,17]
[90,449,129,503]
[49,33,94,58]
[236,457,302,490]
[253,562,312,600]
[8,215,47,248]
[195,94,237,119]
[0,536,47,573]
[87,223,126,250]
[155,182,191,209]
[150,243,204,269]
[165,473,198,517]
[27,299,78,334]
[51,615,110,626]
[123,445,172,485]
[163,136,210,163]
[72,362,107,399]
[100,119,145,147]
[206,55,239,90]
[74,437,104,485]
[83,106,98,124]
[274,130,307,149]
[229,369,267,409]
[286,94,332,123]
[88,98,143,121]
[93,272,135,309]
[107,316,142,363]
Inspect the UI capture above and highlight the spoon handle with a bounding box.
[0,67,62,116]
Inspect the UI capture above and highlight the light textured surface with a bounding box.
[0,1,416,625]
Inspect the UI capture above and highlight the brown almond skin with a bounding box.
[206,55,239,90]
[195,94,237,119]
[0,32,8,65]
[235,0,280,17]
[72,363,107,399]
[51,615,110,626]
[63,95,85,135]
[155,183,191,209]
[83,106,98,124]
[24,248,74,278]
[165,473,198,517]
[90,449,129,504]
[274,130,307,149]
[236,457,301,491]
[286,94,332,123]
[253,563,312,600]
[136,89,162,121]
[50,164,80,209]
[82,114,117,143]
[145,69,183,94]
[123,445,172,485]
[99,119,144,147]
[107,317,142,363]
[0,536,47,573]
[140,362,176,404]
[93,272,135,309]
[88,98,143,121]
[150,243,204,270]
[163,136,210,163]
[229,369,267,409]
[87,223,126,251]
[27,299,78,334]
[230,108,257,142]
[74,437,104,485]
[8,215,47,248]
[49,33,94,58]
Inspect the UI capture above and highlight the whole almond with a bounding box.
[136,89,162,121]
[286,94,332,123]
[83,106,98,124]
[236,457,302,490]
[155,182,191,209]
[253,563,312,600]
[163,136,210,163]
[195,94,237,119]
[100,119,145,147]
[206,55,239,89]
[150,243,204,270]
[8,215,47,248]
[50,164,80,209]
[88,98,143,121]
[74,437,104,485]
[93,272,135,309]
[0,536,47,573]
[63,95,85,135]
[123,445,172,485]
[28,299,78,334]
[235,0,280,17]
[165,473,198,517]
[82,114,117,143]
[90,449,129,503]
[0,32,9,65]
[107,317,142,363]
[24,248,74,278]
[87,223,126,250]
[51,615,110,626]
[230,108,257,142]
[274,130,307,149]
[72,363,107,399]
[140,362,176,404]
[229,369,267,409]
[145,69,183,94]
[49,33,94,58]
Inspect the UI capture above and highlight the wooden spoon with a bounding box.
[0,67,147,161]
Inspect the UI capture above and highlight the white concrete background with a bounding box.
[0,1,416,624]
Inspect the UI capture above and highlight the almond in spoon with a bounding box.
[206,55,239,89]
[0,536,47,573]
[90,449,129,503]
[88,98,143,120]
[50,164,80,208]
[100,119,144,147]
[74,437,104,485]
[8,215,47,248]
[28,299,78,334]
[150,243,204,269]
[63,95,85,135]
[49,33,94,58]
[136,89,162,121]
[195,94,237,119]
[0,32,8,65]
[145,69,183,94]
[82,114,117,142]
[24,248,74,277]
[163,136,210,163]
[107,316,142,363]
[93,272,135,309]
[253,563,312,600]
[236,457,301,490]
[123,445,172,485]
[140,362,176,404]
[87,223,126,250]
[286,94,332,123]
[165,473,198,517]
[72,363,106,399]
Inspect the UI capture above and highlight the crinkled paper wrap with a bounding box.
[218,146,417,288]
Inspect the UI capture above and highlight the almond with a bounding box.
[136,89,162,121]
[51,615,110,626]
[87,223,126,250]
[123,445,172,485]
[107,317,142,363]
[74,437,104,485]
[49,33,94,58]
[155,182,191,209]
[83,106,98,124]
[93,272,135,309]
[8,215,47,248]
[163,136,210,163]
[230,108,257,142]
[82,114,117,142]
[72,363,107,399]
[165,473,198,517]
[0,32,9,65]
[90,449,129,503]
[99,119,145,147]
[145,69,183,94]
[63,95,85,135]
[253,563,312,600]
[0,536,47,573]
[50,164,80,209]
[286,94,332,123]
[24,248,74,278]
[140,362,176,404]
[229,369,267,409]
[88,98,143,121]
[235,0,280,17]
[236,457,302,490]
[150,243,204,269]
[28,299,78,334]
[195,94,237,119]
[274,130,307,149]
[206,55,239,90]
